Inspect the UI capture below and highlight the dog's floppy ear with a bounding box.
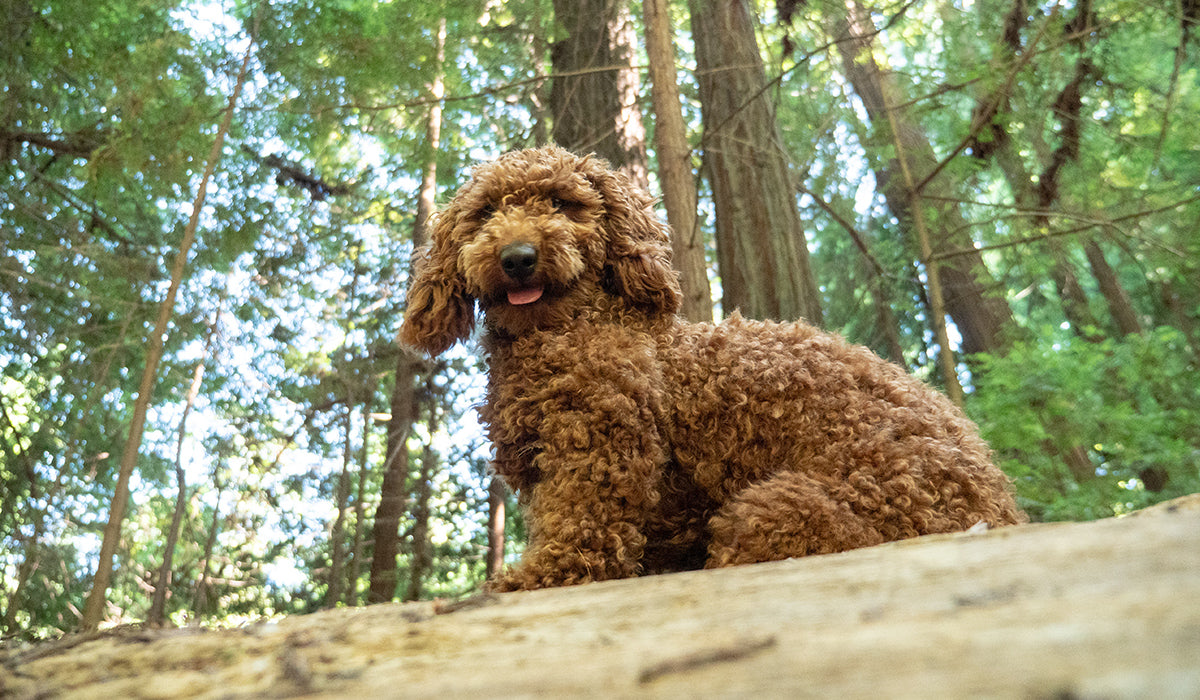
[587,163,682,317]
[399,212,476,356]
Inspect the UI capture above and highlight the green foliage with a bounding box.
[971,327,1200,521]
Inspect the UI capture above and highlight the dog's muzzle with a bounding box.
[500,242,544,305]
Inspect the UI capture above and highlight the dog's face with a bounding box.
[400,146,681,355]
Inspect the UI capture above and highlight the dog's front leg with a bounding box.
[489,401,665,592]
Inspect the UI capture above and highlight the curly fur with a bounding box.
[401,145,1026,591]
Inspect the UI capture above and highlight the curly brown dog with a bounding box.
[401,145,1026,591]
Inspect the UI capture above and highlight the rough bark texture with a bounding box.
[551,0,648,187]
[689,0,823,324]
[643,0,713,322]
[9,494,1198,699]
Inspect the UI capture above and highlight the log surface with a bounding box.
[5,494,1199,699]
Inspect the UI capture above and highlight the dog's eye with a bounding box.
[550,197,579,213]
[477,203,496,218]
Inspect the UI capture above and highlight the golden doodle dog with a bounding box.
[401,145,1025,591]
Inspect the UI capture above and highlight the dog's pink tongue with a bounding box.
[507,287,544,305]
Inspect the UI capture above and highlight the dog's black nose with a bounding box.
[500,242,539,281]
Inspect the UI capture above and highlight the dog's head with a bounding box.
[400,146,681,355]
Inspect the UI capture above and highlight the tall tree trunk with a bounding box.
[368,353,419,604]
[879,101,964,402]
[551,0,649,186]
[147,308,221,626]
[1084,239,1141,337]
[688,0,823,324]
[833,0,1013,356]
[328,257,364,609]
[347,393,373,606]
[369,18,444,604]
[1159,280,1200,364]
[81,37,253,632]
[405,373,441,602]
[486,477,506,581]
[802,185,908,365]
[643,0,713,322]
[190,473,225,618]
[403,437,437,601]
[325,399,355,608]
[1049,240,1103,341]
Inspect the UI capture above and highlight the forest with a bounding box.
[1,0,1197,639]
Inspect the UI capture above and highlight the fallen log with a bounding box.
[4,494,1199,699]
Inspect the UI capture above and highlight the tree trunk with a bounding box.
[347,395,373,606]
[368,354,419,604]
[486,477,506,581]
[403,446,436,602]
[688,0,823,324]
[81,39,253,632]
[190,474,225,618]
[369,19,444,604]
[325,401,355,608]
[833,0,1013,356]
[643,0,713,322]
[1159,280,1200,363]
[551,0,649,187]
[1049,240,1103,341]
[965,0,1102,482]
[147,308,221,626]
[1085,238,1141,336]
[404,373,443,603]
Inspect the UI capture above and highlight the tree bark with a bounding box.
[965,0,1104,481]
[486,477,506,581]
[689,0,823,324]
[551,0,649,187]
[643,0,712,322]
[368,354,419,604]
[1159,280,1200,364]
[81,37,253,632]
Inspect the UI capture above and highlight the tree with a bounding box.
[369,17,447,604]
[81,35,255,632]
[688,0,823,323]
[643,0,714,322]
[825,0,1015,358]
[551,0,649,182]
[147,307,221,625]
[403,376,441,602]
